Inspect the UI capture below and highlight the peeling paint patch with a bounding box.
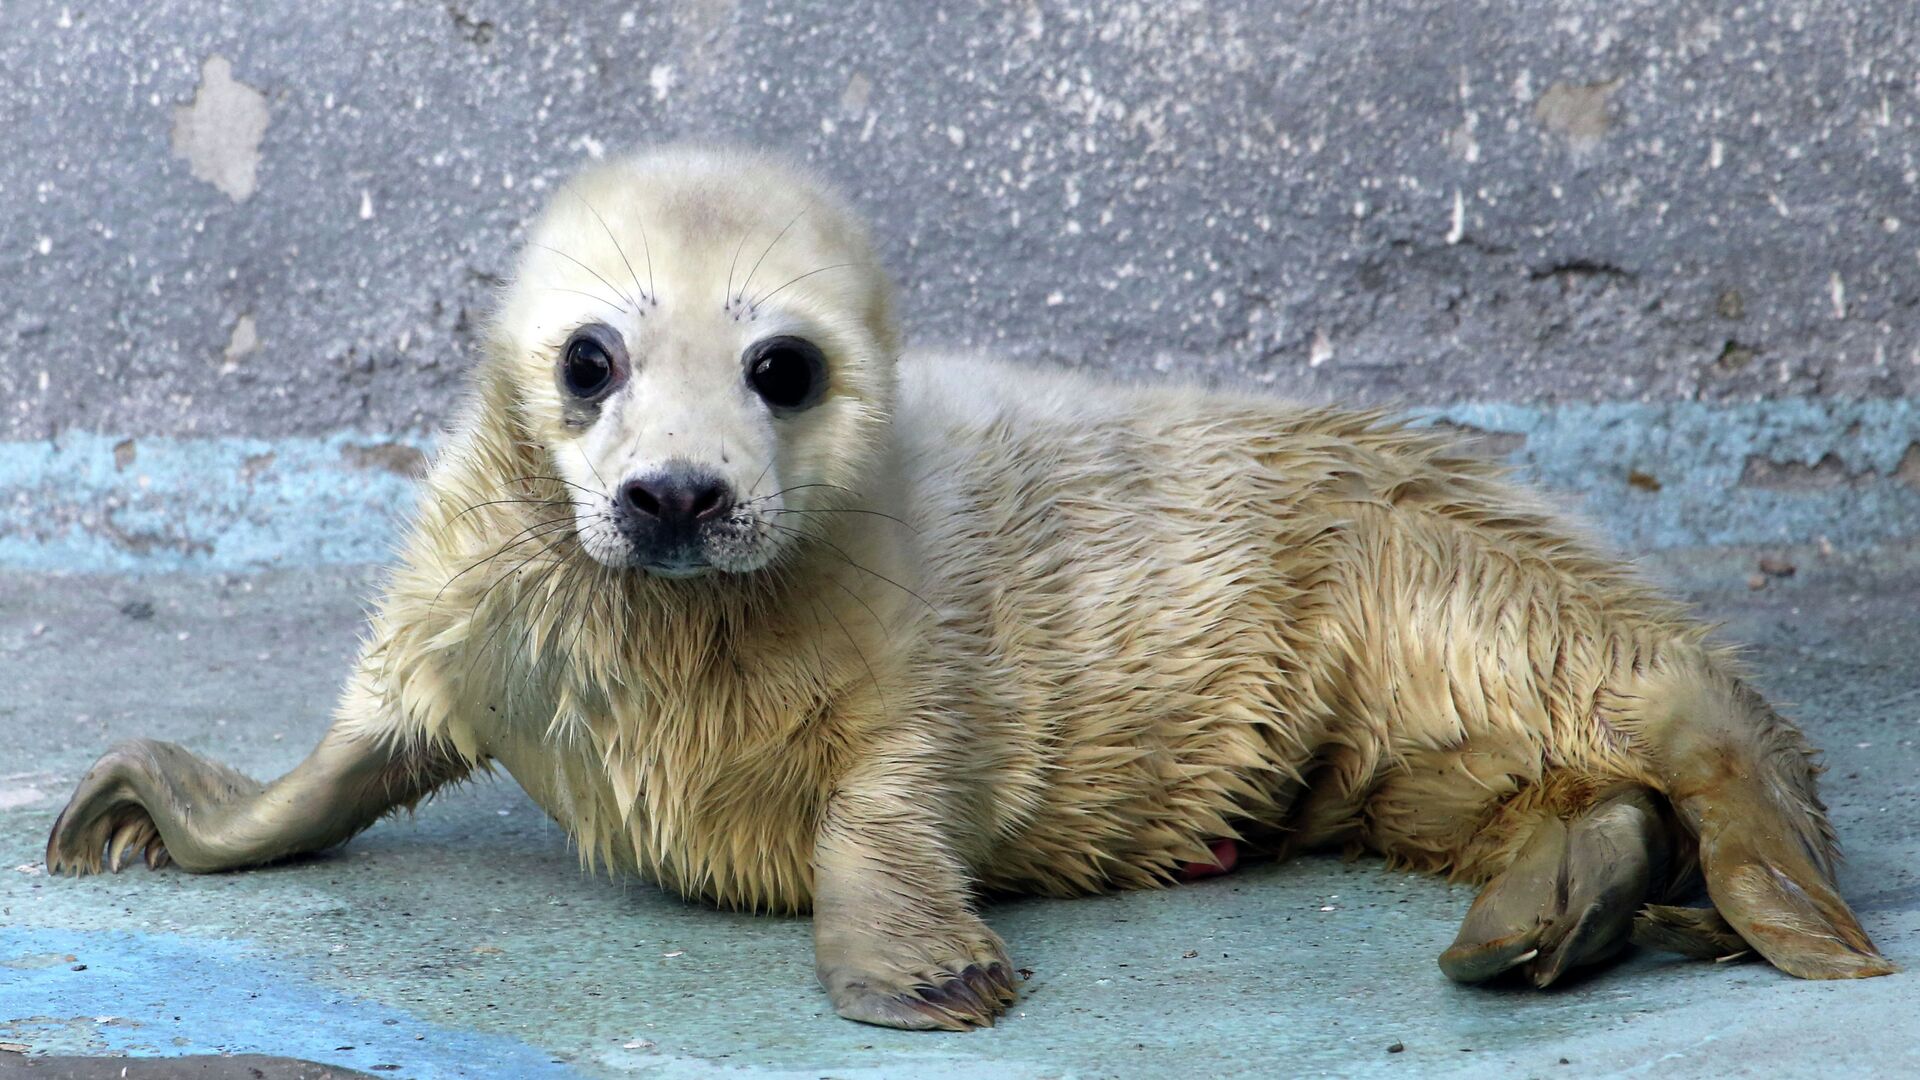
[240,450,277,482]
[1744,453,1866,490]
[840,73,872,115]
[445,3,497,45]
[1,952,76,970]
[170,56,270,202]
[1429,421,1528,460]
[648,63,678,101]
[221,314,259,374]
[1534,79,1620,148]
[340,440,428,477]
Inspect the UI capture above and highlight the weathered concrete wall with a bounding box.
[1,0,1915,565]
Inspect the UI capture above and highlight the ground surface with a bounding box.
[2,545,1916,1078]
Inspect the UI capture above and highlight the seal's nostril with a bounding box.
[689,480,732,522]
[621,479,664,518]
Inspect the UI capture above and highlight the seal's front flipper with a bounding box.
[811,753,1017,1031]
[1441,784,1671,987]
[47,725,468,876]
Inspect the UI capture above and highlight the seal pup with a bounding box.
[48,146,1894,1030]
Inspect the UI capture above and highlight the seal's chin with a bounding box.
[642,561,712,580]
[575,535,777,576]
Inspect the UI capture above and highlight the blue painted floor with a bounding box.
[3,546,1916,1077]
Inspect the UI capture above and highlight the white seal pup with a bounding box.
[49,146,1894,1030]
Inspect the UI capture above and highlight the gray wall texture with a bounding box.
[4,0,1915,440]
[1,0,1916,570]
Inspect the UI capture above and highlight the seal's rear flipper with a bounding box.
[1440,783,1670,987]
[1631,904,1749,961]
[1672,779,1896,979]
[1636,665,1897,980]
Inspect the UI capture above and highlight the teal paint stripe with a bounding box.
[1421,398,1918,550]
[0,432,431,573]
[1,400,1914,573]
[0,926,582,1078]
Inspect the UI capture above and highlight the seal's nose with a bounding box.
[620,470,734,531]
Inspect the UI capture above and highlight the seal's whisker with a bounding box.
[437,515,581,609]
[465,525,580,633]
[724,230,752,309]
[764,506,917,532]
[524,548,589,662]
[749,262,860,313]
[736,209,807,306]
[637,217,656,305]
[822,570,892,643]
[540,287,629,313]
[470,534,585,672]
[561,553,614,670]
[448,497,570,525]
[567,187,650,307]
[505,474,609,500]
[809,589,888,720]
[570,441,611,495]
[743,459,775,504]
[764,520,936,615]
[744,482,857,506]
[422,514,578,649]
[534,243,637,312]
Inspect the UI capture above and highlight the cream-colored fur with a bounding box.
[48,145,1893,1030]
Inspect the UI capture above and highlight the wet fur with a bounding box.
[48,147,1893,1030]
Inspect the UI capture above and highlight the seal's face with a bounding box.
[494,149,897,578]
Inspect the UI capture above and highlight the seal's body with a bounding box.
[49,147,1893,1030]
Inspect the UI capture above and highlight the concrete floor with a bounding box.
[2,545,1915,1078]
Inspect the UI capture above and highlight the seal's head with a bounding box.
[491,147,898,577]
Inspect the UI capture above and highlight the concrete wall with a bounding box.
[2,0,1916,567]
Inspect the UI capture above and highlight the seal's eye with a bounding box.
[560,324,624,399]
[745,336,826,412]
